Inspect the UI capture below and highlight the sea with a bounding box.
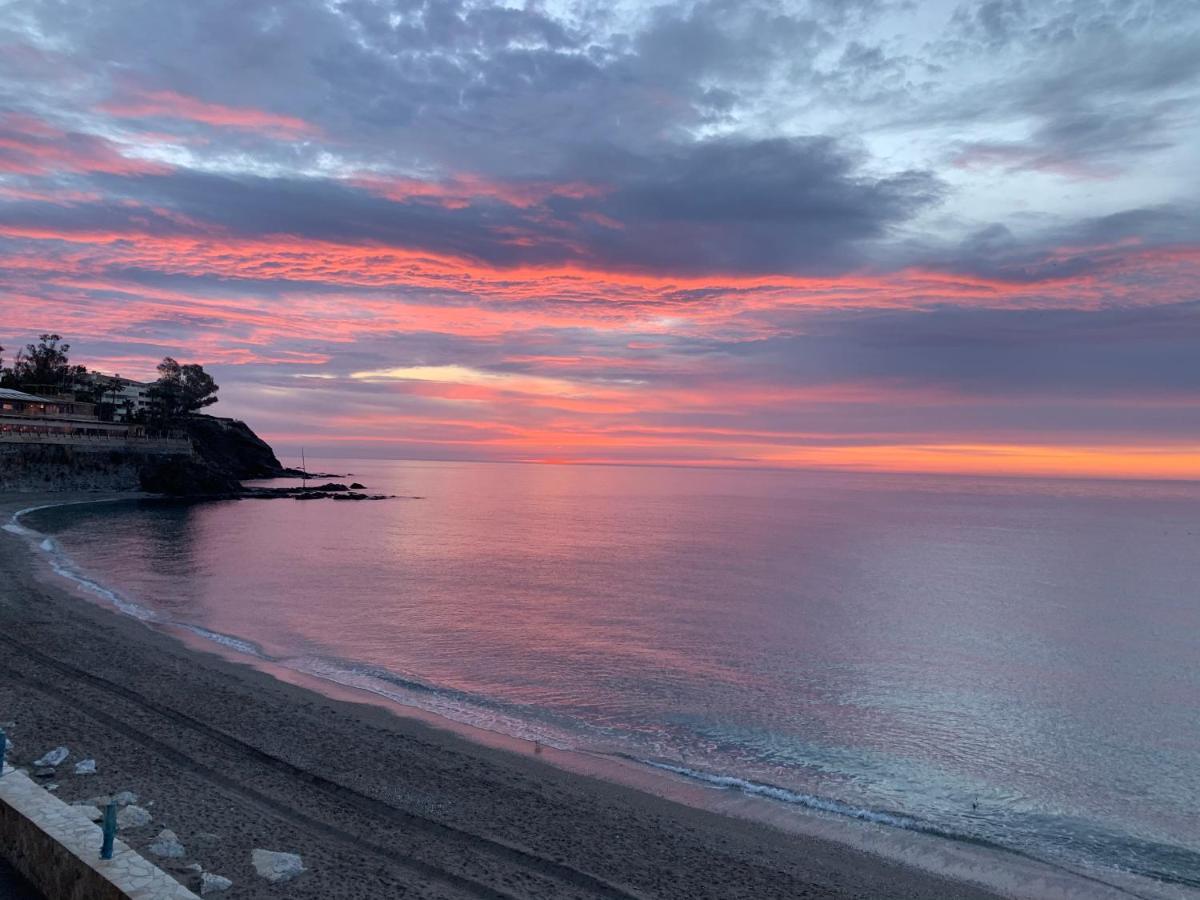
[12,460,1200,896]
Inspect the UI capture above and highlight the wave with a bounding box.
[10,501,1197,899]
[632,759,1200,897]
[636,758,927,831]
[9,503,159,621]
[281,655,582,750]
[9,503,584,748]
[177,624,269,659]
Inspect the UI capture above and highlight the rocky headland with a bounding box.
[2,414,392,500]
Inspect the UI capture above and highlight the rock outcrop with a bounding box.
[138,456,243,495]
[180,416,287,480]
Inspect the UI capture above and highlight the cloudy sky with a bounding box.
[2,0,1198,477]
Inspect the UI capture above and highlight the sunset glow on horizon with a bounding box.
[3,1,1198,479]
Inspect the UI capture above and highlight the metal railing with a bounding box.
[0,432,192,453]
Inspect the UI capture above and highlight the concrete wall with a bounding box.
[0,765,197,900]
[0,443,190,492]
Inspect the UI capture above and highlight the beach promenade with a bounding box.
[0,493,1011,900]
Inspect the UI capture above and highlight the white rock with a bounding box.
[71,805,103,822]
[251,849,305,883]
[200,873,233,895]
[74,758,97,775]
[116,805,152,829]
[148,829,185,859]
[45,783,58,792]
[112,790,139,806]
[33,746,68,767]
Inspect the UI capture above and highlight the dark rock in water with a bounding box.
[276,467,342,479]
[350,482,365,489]
[140,457,242,496]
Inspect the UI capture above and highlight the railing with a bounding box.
[0,432,193,454]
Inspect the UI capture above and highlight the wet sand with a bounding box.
[0,492,1015,899]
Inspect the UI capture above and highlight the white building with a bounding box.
[87,374,155,421]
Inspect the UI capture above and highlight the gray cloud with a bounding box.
[0,132,941,276]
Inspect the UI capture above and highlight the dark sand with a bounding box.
[0,493,1011,900]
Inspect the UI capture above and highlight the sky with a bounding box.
[1,0,1198,478]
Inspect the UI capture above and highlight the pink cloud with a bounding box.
[100,89,320,138]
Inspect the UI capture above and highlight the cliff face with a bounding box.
[0,416,286,495]
[181,416,286,481]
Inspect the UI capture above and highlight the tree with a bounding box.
[9,334,86,392]
[0,346,18,389]
[150,357,219,422]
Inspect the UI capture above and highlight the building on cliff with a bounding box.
[83,373,155,422]
[0,387,189,452]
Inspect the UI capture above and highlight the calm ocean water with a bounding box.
[19,461,1200,892]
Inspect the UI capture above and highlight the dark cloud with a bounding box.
[729,301,1200,398]
[7,133,938,276]
[1,0,1199,467]
[899,204,1200,284]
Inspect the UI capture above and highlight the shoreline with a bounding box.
[0,492,1182,899]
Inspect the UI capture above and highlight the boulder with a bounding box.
[251,849,305,884]
[33,746,68,767]
[148,829,185,859]
[74,758,97,775]
[200,873,233,895]
[112,790,139,806]
[71,804,103,822]
[117,805,152,829]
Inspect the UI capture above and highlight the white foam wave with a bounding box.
[8,502,575,749]
[283,655,577,750]
[642,759,924,831]
[178,625,267,658]
[7,503,159,621]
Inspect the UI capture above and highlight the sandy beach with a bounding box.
[0,492,1016,899]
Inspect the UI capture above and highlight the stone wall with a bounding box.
[0,765,197,900]
[0,443,185,492]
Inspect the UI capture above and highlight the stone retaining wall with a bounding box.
[0,443,182,492]
[0,764,197,900]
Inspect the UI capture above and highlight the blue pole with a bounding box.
[100,802,116,860]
